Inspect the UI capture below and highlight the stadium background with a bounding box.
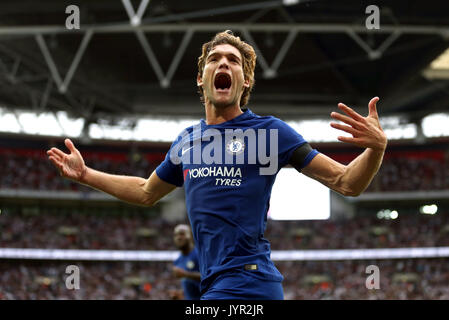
[1,0,449,300]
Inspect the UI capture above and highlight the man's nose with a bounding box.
[218,58,230,69]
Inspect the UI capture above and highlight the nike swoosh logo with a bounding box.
[181,146,193,156]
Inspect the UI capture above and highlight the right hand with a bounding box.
[47,139,87,182]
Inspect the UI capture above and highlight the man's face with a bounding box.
[174,228,190,249]
[197,44,250,108]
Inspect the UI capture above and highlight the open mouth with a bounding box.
[214,73,232,90]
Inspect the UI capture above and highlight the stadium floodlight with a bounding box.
[133,118,198,142]
[377,209,398,220]
[420,204,438,215]
[0,108,85,137]
[89,122,133,141]
[0,108,432,142]
[288,116,418,143]
[377,209,390,219]
[390,210,399,220]
[56,112,84,137]
[288,120,340,143]
[380,117,417,140]
[0,108,21,133]
[19,111,63,136]
[283,0,300,6]
[422,113,449,138]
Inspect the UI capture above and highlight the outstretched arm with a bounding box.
[300,97,387,197]
[172,266,201,281]
[47,139,176,206]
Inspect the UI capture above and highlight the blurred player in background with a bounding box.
[169,224,201,300]
[46,30,387,300]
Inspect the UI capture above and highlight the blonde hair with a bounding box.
[197,30,257,107]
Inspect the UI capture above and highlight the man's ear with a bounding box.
[243,77,250,88]
[197,73,203,87]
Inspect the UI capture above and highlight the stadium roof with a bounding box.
[0,0,448,128]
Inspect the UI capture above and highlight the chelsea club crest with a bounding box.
[226,138,245,155]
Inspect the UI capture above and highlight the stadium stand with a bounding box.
[1,211,449,250]
[1,259,448,300]
[1,144,448,192]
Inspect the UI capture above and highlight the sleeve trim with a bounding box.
[301,149,320,169]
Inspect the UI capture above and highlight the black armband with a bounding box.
[288,143,313,172]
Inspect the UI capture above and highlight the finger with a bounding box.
[331,112,361,129]
[47,151,62,163]
[338,103,366,122]
[48,156,63,170]
[49,148,66,160]
[64,138,77,153]
[330,122,361,136]
[337,136,364,146]
[368,97,380,118]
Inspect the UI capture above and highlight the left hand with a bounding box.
[172,266,187,278]
[330,97,387,152]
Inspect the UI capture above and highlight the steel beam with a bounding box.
[135,30,166,86]
[36,30,94,93]
[0,43,128,116]
[0,23,447,36]
[347,29,402,60]
[121,0,151,26]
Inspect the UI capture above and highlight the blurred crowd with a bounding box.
[0,212,175,250]
[1,258,448,300]
[0,260,178,300]
[0,149,158,192]
[266,213,449,250]
[1,211,448,250]
[367,156,449,192]
[0,148,448,192]
[277,258,449,300]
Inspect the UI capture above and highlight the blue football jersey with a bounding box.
[173,247,201,300]
[157,109,319,294]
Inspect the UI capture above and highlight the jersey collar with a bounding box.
[201,108,253,127]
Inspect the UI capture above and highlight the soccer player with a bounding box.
[171,224,201,300]
[47,30,387,300]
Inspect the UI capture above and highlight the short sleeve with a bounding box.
[276,119,319,168]
[156,135,184,187]
[173,255,182,267]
